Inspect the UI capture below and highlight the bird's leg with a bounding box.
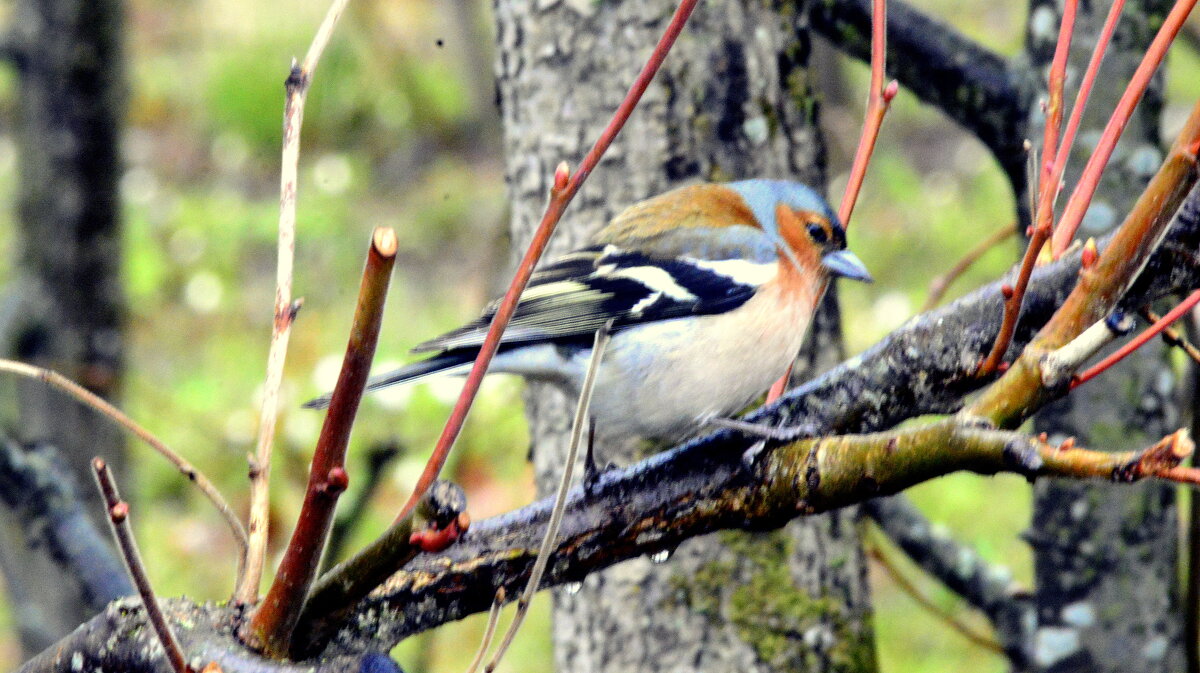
[583,417,603,495]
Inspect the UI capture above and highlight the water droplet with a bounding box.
[564,582,583,595]
[650,549,672,564]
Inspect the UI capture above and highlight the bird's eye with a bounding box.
[806,223,828,244]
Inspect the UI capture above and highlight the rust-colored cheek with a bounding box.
[774,204,825,292]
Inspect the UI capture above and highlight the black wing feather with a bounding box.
[411,245,766,353]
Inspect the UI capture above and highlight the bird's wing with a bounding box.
[411,245,777,353]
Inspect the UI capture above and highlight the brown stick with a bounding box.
[864,541,1004,655]
[244,228,398,657]
[92,458,190,673]
[240,0,352,605]
[922,224,1016,312]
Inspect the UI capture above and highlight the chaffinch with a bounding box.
[309,179,870,444]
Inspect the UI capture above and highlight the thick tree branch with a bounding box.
[808,0,1028,189]
[0,439,131,610]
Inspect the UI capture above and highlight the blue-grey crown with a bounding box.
[726,179,840,234]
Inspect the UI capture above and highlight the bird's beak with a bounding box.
[822,250,873,283]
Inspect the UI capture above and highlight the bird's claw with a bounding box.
[708,416,816,441]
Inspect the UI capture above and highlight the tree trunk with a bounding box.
[1023,0,1181,670]
[0,0,127,656]
[492,1,874,671]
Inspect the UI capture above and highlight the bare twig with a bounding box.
[245,228,398,657]
[865,537,1004,655]
[1048,0,1126,257]
[838,0,897,229]
[922,224,1017,312]
[1049,0,1198,253]
[1142,305,1200,365]
[92,458,189,673]
[976,0,1078,377]
[463,589,506,673]
[240,0,352,605]
[0,360,248,582]
[969,99,1200,426]
[483,323,612,673]
[768,0,891,403]
[980,0,1197,375]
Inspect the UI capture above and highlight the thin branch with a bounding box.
[92,458,189,673]
[1142,305,1200,365]
[838,0,896,228]
[1073,288,1200,387]
[976,0,1078,377]
[1037,0,1079,202]
[0,359,248,581]
[807,0,1026,188]
[1049,0,1199,254]
[970,100,1200,426]
[463,589,505,673]
[769,0,892,402]
[1048,0,1126,257]
[483,323,611,673]
[922,224,1017,312]
[245,228,398,658]
[864,495,1032,661]
[392,0,700,527]
[240,0,352,605]
[864,540,1004,655]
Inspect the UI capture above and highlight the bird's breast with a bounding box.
[589,278,822,442]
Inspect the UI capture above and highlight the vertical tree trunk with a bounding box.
[0,0,127,656]
[1023,0,1181,670]
[492,2,874,671]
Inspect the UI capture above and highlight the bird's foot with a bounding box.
[707,417,818,469]
[708,416,816,441]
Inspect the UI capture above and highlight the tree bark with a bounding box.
[493,1,874,671]
[0,0,127,656]
[1022,1,1181,670]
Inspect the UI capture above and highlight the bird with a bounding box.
[307,179,871,451]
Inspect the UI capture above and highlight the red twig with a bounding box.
[240,0,351,605]
[1049,0,1125,258]
[394,0,700,524]
[1049,0,1199,254]
[1038,0,1079,198]
[769,0,891,402]
[1072,289,1200,387]
[245,228,398,657]
[977,0,1078,377]
[1141,306,1200,365]
[93,458,190,673]
[838,0,895,229]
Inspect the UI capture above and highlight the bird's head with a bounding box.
[728,179,872,283]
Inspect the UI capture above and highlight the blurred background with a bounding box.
[0,0,1197,671]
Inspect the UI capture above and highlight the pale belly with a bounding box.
[485,284,820,442]
[588,289,815,441]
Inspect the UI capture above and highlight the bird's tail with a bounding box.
[302,352,471,410]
